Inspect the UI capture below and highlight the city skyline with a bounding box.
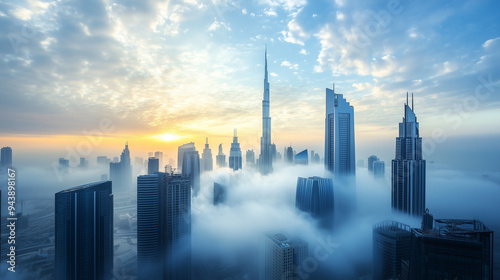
[0,1,499,175]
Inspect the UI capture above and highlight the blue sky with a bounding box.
[0,0,499,170]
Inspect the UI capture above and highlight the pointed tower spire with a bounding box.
[406,92,409,105]
[234,128,237,138]
[412,92,414,111]
[206,137,208,145]
[264,45,268,82]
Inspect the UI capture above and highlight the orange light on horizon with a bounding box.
[151,132,183,142]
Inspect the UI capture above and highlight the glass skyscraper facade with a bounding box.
[137,173,191,280]
[182,149,200,196]
[294,149,308,165]
[391,94,426,216]
[1,146,12,168]
[325,86,355,176]
[55,181,113,280]
[295,176,334,229]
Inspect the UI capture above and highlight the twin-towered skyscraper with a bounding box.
[391,94,426,216]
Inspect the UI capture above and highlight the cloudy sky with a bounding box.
[0,0,499,171]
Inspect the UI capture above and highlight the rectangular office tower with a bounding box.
[391,94,426,216]
[264,234,308,280]
[372,221,411,280]
[137,173,191,280]
[324,85,355,176]
[55,181,113,280]
[409,218,494,279]
[137,174,166,279]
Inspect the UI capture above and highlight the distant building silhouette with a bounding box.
[154,151,163,169]
[109,143,133,191]
[372,221,411,280]
[182,149,200,196]
[295,176,334,229]
[97,156,110,166]
[285,146,293,164]
[259,47,273,175]
[201,138,213,173]
[216,144,226,168]
[368,155,379,172]
[246,149,255,166]
[373,160,385,178]
[148,157,159,174]
[213,183,227,205]
[79,157,88,168]
[264,233,307,280]
[0,146,12,168]
[178,142,195,173]
[137,173,191,280]
[294,149,308,165]
[391,94,426,216]
[229,129,242,171]
[325,85,355,176]
[409,212,493,279]
[59,158,69,174]
[55,181,113,280]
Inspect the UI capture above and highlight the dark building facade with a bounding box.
[182,150,200,196]
[213,182,227,205]
[137,173,191,280]
[409,217,494,279]
[373,221,411,280]
[55,181,113,280]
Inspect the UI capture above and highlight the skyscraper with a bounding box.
[294,149,308,165]
[264,233,308,280]
[182,149,200,196]
[372,221,411,280]
[148,157,159,174]
[213,182,227,206]
[285,146,293,164]
[55,181,113,280]
[409,213,493,279]
[246,149,255,166]
[216,144,226,168]
[165,173,192,280]
[1,146,12,168]
[229,129,242,171]
[259,47,273,175]
[137,173,191,280]
[178,142,195,173]
[120,142,132,187]
[109,143,133,191]
[295,176,334,229]
[368,155,379,172]
[201,138,213,173]
[154,151,163,169]
[325,85,355,176]
[59,158,69,173]
[137,174,166,279]
[373,160,385,178]
[391,94,426,216]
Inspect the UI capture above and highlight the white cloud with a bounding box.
[483,37,500,50]
[334,0,345,7]
[281,60,292,67]
[281,18,308,45]
[264,8,277,16]
[336,11,345,21]
[242,8,247,14]
[208,18,231,31]
[299,49,308,55]
[270,72,278,77]
[312,13,318,18]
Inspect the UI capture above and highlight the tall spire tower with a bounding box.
[259,46,273,175]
